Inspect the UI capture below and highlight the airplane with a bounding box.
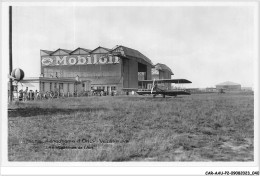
[137,79,192,98]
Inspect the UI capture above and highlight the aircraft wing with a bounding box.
[136,90,191,96]
[138,79,192,84]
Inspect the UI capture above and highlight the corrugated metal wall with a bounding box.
[122,59,130,88]
[43,64,121,78]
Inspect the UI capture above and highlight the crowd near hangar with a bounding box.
[19,45,174,95]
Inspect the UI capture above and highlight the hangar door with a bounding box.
[138,62,147,81]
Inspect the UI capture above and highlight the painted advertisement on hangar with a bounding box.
[41,54,120,66]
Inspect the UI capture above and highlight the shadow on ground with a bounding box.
[8,107,108,118]
[115,96,183,101]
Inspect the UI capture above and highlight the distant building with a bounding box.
[216,81,241,91]
[241,87,253,91]
[206,87,217,92]
[185,88,200,93]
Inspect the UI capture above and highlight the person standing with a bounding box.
[28,90,32,100]
[31,90,35,100]
[23,87,28,101]
[18,89,23,101]
[35,90,39,100]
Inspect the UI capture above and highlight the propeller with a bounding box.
[151,79,155,94]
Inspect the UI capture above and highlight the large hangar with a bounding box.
[216,81,241,91]
[22,45,153,95]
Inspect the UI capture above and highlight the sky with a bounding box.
[9,5,256,88]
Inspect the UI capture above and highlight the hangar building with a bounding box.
[216,81,241,91]
[20,45,153,95]
[152,63,173,80]
[151,63,174,90]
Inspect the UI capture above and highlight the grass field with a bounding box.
[8,93,254,161]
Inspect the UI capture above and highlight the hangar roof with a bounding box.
[154,63,173,75]
[40,50,54,56]
[70,47,92,54]
[50,48,72,55]
[90,46,111,53]
[61,49,73,53]
[216,81,241,86]
[112,45,153,66]
[41,50,53,54]
[41,46,153,66]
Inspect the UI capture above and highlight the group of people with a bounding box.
[18,87,39,101]
[17,87,118,101]
[18,89,61,101]
[90,89,117,96]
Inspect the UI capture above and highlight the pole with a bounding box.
[9,6,13,102]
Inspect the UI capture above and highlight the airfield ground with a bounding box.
[8,93,254,161]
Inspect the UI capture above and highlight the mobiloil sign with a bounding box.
[41,54,120,66]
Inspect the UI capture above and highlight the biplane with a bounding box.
[137,79,192,98]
